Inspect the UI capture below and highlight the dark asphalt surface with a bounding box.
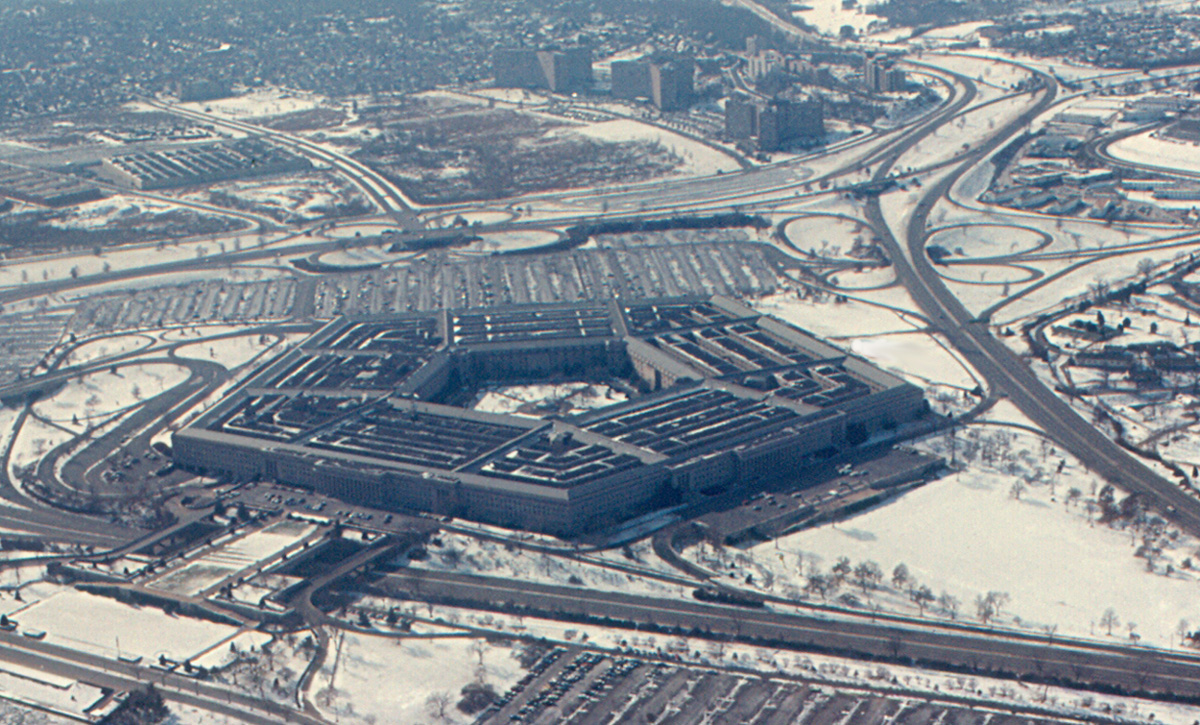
[379,568,1200,699]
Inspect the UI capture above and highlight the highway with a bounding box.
[865,63,1200,535]
[0,628,323,724]
[377,568,1200,698]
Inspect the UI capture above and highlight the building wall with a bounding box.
[650,61,694,112]
[725,98,756,140]
[612,61,652,100]
[494,48,592,92]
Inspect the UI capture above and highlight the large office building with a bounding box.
[174,297,926,535]
[492,47,593,93]
[611,57,695,111]
[863,57,907,93]
[725,95,825,151]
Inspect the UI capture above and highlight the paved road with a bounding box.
[0,628,324,724]
[867,62,1200,535]
[378,568,1200,698]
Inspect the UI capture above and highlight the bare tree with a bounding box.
[852,561,883,593]
[938,591,960,619]
[426,692,453,722]
[831,557,852,586]
[1100,607,1119,636]
[975,594,997,624]
[1009,480,1026,500]
[1137,257,1156,279]
[805,573,831,600]
[909,584,935,615]
[975,591,1010,625]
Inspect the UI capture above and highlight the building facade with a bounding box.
[493,48,593,93]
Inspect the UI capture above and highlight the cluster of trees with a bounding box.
[99,686,170,725]
[799,555,1018,625]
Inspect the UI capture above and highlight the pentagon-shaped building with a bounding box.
[174,296,926,535]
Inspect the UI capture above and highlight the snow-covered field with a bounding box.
[566,119,740,176]
[62,334,155,366]
[14,588,239,661]
[926,224,1045,258]
[792,0,884,35]
[314,631,527,725]
[175,87,324,121]
[175,334,280,371]
[688,422,1200,648]
[474,230,560,253]
[315,246,414,268]
[1109,131,1200,175]
[365,598,1200,725]
[752,289,978,394]
[850,332,979,390]
[754,290,918,339]
[43,197,185,232]
[9,417,75,475]
[32,363,191,426]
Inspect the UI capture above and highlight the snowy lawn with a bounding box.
[314,632,527,725]
[174,334,281,371]
[63,334,156,366]
[695,424,1200,648]
[32,363,191,426]
[566,119,740,176]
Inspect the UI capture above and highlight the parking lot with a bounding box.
[481,647,1079,725]
[70,278,297,333]
[311,241,781,317]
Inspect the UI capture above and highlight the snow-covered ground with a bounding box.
[9,417,75,476]
[363,597,1200,725]
[926,224,1045,258]
[1108,130,1200,175]
[62,334,155,366]
[752,289,979,396]
[565,119,740,176]
[471,383,627,419]
[313,631,527,725]
[43,197,186,232]
[174,333,281,371]
[405,532,683,598]
[792,0,885,35]
[315,246,415,268]
[32,363,191,427]
[473,230,560,253]
[686,420,1200,648]
[174,87,325,121]
[849,332,980,390]
[754,290,918,339]
[13,588,239,661]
